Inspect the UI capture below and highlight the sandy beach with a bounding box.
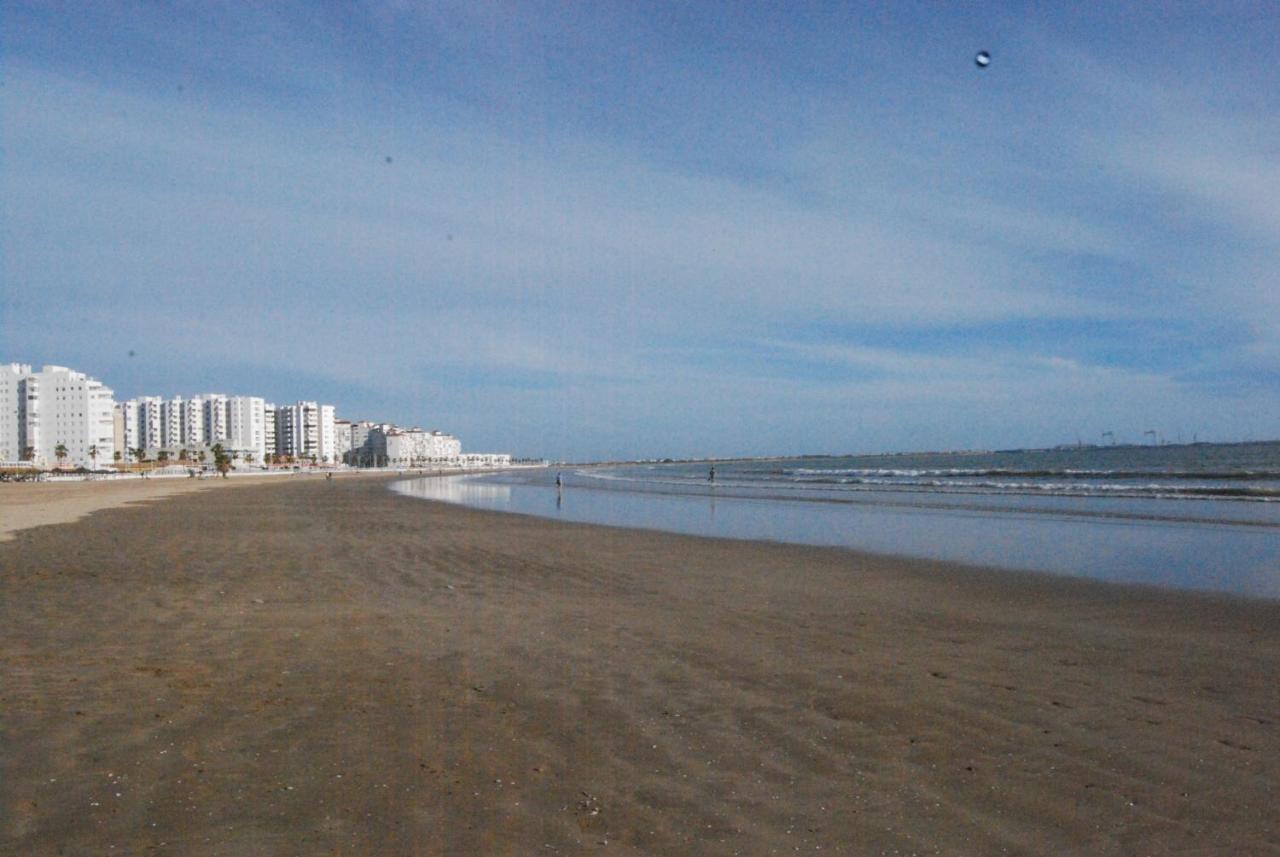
[0,477,237,544]
[1,476,1277,855]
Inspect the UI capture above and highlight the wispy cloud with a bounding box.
[3,3,1279,458]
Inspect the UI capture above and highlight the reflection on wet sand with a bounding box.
[394,476,512,506]
[393,474,1280,599]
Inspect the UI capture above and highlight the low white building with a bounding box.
[375,428,463,466]
[460,453,512,467]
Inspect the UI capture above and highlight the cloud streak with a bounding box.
[3,3,1279,458]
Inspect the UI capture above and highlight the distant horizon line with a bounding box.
[560,437,1280,466]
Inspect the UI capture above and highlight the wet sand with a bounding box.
[1,476,1277,855]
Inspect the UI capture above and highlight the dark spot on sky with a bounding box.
[975,51,991,68]
[446,234,453,241]
[128,350,136,358]
[385,156,393,164]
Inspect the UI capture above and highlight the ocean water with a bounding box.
[608,442,1280,503]
[393,442,1280,599]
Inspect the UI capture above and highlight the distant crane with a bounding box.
[1144,429,1160,445]
[1101,431,1115,445]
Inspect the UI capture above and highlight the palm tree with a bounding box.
[211,443,232,478]
[88,444,99,470]
[133,447,147,467]
[21,446,35,462]
[157,450,170,466]
[113,450,123,467]
[54,443,68,468]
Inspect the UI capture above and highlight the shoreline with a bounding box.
[3,477,1277,854]
[396,472,1280,600]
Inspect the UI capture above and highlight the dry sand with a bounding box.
[1,476,1277,855]
[0,478,223,543]
[0,471,389,543]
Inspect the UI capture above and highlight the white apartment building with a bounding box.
[226,396,267,463]
[201,394,229,442]
[118,400,141,455]
[117,396,172,455]
[349,420,378,452]
[276,401,339,463]
[1,363,32,462]
[319,404,336,463]
[459,453,512,467]
[181,396,205,447]
[112,405,125,462]
[347,421,394,465]
[334,419,353,464]
[263,403,277,460]
[374,427,463,466]
[421,429,462,460]
[138,396,164,449]
[160,397,183,448]
[1,364,115,467]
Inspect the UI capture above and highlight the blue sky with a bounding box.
[3,2,1278,459]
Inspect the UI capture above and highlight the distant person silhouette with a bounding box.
[709,465,715,483]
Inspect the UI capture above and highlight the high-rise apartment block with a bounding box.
[182,396,205,446]
[138,396,164,449]
[263,403,277,460]
[160,397,183,447]
[226,396,267,462]
[201,394,229,443]
[275,401,338,463]
[0,363,31,462]
[1,364,115,467]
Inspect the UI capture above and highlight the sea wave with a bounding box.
[784,467,1280,480]
[588,469,1280,501]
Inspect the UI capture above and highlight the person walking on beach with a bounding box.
[555,472,563,489]
[708,465,716,484]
